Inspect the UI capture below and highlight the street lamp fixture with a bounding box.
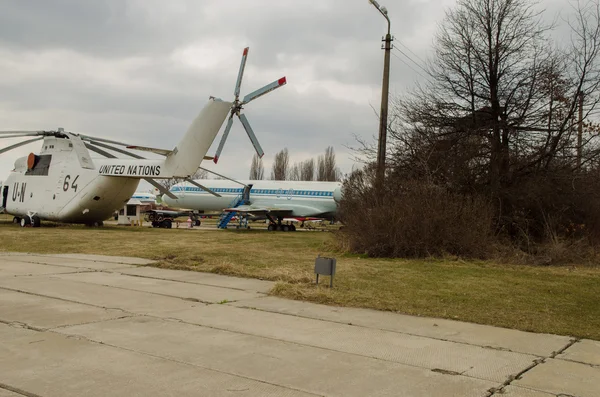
[369,0,392,190]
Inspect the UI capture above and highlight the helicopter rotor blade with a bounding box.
[213,114,235,164]
[0,130,42,135]
[198,166,249,187]
[234,47,249,99]
[242,77,287,105]
[238,113,264,158]
[79,134,135,148]
[85,143,117,158]
[0,137,44,155]
[89,140,146,159]
[0,133,41,139]
[144,178,178,200]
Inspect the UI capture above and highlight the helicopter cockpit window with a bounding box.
[25,154,52,176]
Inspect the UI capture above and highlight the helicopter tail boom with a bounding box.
[163,98,232,178]
[93,98,232,179]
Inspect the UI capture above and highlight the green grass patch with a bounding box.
[1,217,599,340]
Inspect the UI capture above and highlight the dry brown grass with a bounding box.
[1,218,599,340]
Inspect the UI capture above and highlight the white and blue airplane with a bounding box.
[162,179,342,231]
[130,192,157,205]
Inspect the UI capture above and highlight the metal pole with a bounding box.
[577,92,584,169]
[369,1,392,191]
[376,29,391,190]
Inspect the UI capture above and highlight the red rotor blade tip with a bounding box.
[278,77,287,85]
[243,47,249,56]
[213,156,219,164]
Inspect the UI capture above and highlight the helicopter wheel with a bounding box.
[31,215,41,228]
[12,217,20,224]
[20,216,31,228]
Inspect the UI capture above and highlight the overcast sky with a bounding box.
[0,0,569,189]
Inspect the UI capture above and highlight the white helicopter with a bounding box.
[0,47,286,227]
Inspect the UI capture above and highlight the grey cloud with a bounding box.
[1,0,567,183]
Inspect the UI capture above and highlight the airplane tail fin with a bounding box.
[163,98,232,178]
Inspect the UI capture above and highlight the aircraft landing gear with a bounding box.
[85,221,104,227]
[31,215,41,228]
[20,216,30,227]
[267,217,296,232]
[18,214,41,228]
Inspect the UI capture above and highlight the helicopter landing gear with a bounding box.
[85,221,104,227]
[20,216,30,227]
[19,213,41,228]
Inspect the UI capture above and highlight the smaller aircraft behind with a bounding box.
[162,179,342,231]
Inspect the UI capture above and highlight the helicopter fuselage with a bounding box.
[1,136,140,224]
[1,98,235,225]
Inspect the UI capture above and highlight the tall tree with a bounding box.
[391,0,600,193]
[270,148,289,180]
[317,146,340,181]
[300,159,315,181]
[249,153,264,180]
[288,163,301,181]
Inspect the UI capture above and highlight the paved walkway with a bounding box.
[0,252,598,397]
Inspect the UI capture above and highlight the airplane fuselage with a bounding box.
[163,179,342,219]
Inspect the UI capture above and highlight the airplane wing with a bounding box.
[126,145,214,161]
[223,205,293,218]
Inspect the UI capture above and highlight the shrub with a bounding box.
[337,171,495,258]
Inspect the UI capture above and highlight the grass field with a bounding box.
[1,215,599,340]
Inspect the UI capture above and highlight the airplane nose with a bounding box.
[333,185,342,203]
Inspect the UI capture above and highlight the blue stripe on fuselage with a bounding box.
[169,186,333,197]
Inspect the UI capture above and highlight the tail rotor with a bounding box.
[213,47,286,163]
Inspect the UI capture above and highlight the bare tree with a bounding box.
[317,146,340,181]
[191,168,208,179]
[369,0,600,244]
[317,155,325,181]
[249,153,264,180]
[288,163,301,181]
[300,159,315,181]
[270,148,289,180]
[389,0,600,191]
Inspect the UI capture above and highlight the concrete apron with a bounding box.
[0,252,598,397]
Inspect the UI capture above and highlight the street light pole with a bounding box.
[369,0,392,190]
